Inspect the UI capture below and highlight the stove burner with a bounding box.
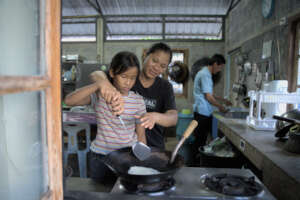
[120,178,175,194]
[204,173,263,196]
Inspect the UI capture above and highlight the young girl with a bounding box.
[64,51,146,183]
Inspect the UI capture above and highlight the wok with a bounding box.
[103,120,198,185]
[102,147,184,184]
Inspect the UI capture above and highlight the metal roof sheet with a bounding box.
[62,0,233,41]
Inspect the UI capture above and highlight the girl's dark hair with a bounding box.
[208,54,226,65]
[108,51,140,81]
[146,42,173,64]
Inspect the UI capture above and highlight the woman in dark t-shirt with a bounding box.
[91,43,177,149]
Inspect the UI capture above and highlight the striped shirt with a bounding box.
[90,91,146,155]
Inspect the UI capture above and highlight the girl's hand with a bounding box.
[135,112,157,130]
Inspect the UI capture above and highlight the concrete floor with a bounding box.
[65,137,179,193]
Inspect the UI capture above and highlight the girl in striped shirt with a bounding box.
[65,51,146,183]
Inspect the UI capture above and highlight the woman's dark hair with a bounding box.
[208,54,226,65]
[108,51,140,81]
[146,42,173,64]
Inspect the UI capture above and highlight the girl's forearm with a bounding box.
[136,125,147,144]
[64,83,98,106]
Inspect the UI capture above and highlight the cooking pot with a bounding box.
[274,109,300,138]
[102,147,184,184]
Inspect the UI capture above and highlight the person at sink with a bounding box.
[64,51,147,183]
[191,54,232,166]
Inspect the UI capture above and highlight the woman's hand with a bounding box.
[90,71,124,115]
[109,95,124,116]
[135,112,158,130]
[95,80,118,103]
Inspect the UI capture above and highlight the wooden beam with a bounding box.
[45,0,63,199]
[287,18,298,92]
[0,76,50,95]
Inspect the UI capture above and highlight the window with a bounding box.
[61,18,97,42]
[0,0,62,199]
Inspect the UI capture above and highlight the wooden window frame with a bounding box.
[142,48,189,98]
[287,14,300,92]
[0,0,62,199]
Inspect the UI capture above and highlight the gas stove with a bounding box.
[111,167,276,199]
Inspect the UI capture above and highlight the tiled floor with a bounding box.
[65,137,180,193]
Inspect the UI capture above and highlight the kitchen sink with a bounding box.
[214,111,249,119]
[223,111,249,119]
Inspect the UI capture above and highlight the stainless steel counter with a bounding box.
[214,113,300,200]
[111,167,275,199]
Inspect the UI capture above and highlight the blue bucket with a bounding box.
[176,113,195,143]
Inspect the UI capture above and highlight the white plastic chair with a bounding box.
[63,122,91,178]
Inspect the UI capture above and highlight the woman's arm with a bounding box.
[64,83,98,106]
[136,109,178,130]
[90,71,124,115]
[136,123,147,144]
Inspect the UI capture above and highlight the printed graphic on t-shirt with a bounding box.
[143,97,157,110]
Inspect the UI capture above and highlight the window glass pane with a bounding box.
[0,91,48,200]
[62,23,96,42]
[0,0,42,75]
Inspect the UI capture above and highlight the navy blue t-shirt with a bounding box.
[132,77,176,149]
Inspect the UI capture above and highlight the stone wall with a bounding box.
[226,0,300,105]
[62,41,225,112]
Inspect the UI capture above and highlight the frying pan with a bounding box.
[103,120,198,185]
[102,147,184,184]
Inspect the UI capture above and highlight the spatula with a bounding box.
[132,141,151,161]
[170,120,198,164]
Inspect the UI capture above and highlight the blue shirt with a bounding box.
[193,67,213,116]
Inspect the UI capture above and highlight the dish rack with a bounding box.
[246,90,300,131]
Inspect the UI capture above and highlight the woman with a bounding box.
[191,54,231,166]
[91,42,178,149]
[65,51,146,183]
